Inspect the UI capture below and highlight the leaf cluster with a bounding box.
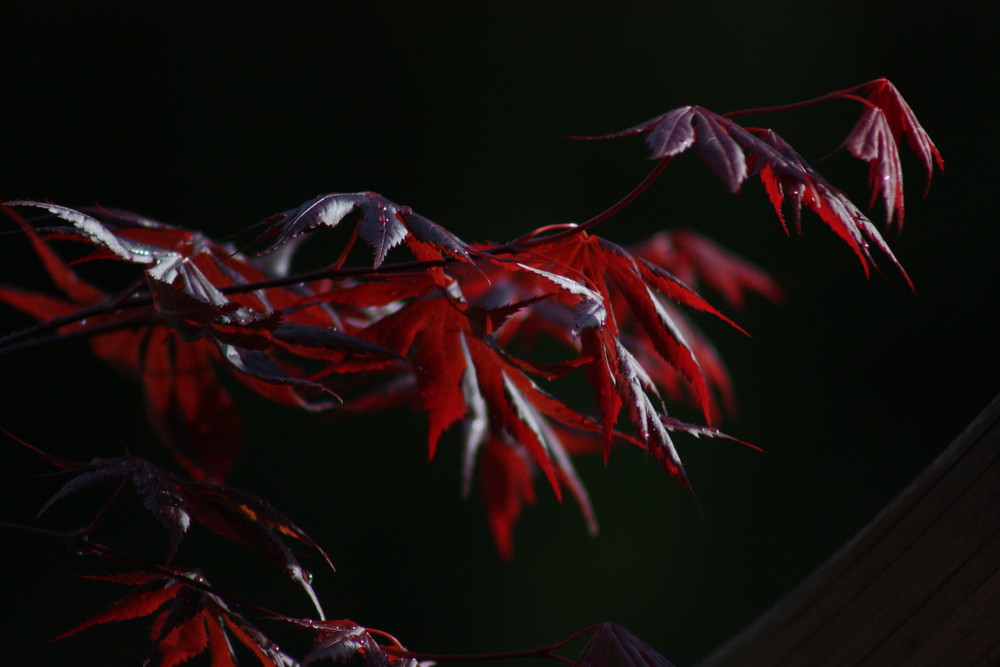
[0,78,940,665]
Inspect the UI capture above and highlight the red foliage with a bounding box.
[56,571,293,667]
[0,78,940,664]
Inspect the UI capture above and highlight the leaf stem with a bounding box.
[517,156,673,247]
[721,92,842,119]
[76,477,130,539]
[380,623,597,664]
[0,311,155,357]
[721,81,877,119]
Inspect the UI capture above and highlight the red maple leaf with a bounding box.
[0,204,406,481]
[510,232,742,441]
[839,79,944,230]
[626,229,782,418]
[632,229,783,310]
[576,79,942,284]
[56,571,293,667]
[4,79,937,563]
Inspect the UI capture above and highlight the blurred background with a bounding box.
[2,2,996,665]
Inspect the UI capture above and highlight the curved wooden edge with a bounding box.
[698,393,1000,667]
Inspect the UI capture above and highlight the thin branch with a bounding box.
[381,623,596,664]
[0,297,128,349]
[0,153,670,358]
[76,476,130,538]
[0,519,283,619]
[721,81,877,120]
[0,311,155,358]
[515,156,673,247]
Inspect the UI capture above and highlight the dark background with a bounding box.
[2,2,996,665]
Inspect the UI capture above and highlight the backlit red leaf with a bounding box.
[860,78,944,192]
[478,436,536,560]
[56,570,292,667]
[842,107,904,226]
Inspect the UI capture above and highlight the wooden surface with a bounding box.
[698,394,1000,667]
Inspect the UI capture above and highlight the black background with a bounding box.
[2,3,997,665]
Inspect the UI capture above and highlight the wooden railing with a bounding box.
[699,394,1000,666]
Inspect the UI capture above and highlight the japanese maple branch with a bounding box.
[0,278,146,351]
[2,516,593,665]
[0,157,672,354]
[382,623,597,665]
[0,518,283,619]
[0,311,155,357]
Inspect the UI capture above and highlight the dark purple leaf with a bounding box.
[29,447,334,619]
[264,193,367,247]
[216,343,341,406]
[692,109,748,191]
[356,199,408,268]
[5,201,160,265]
[147,277,238,342]
[644,106,697,158]
[36,457,192,561]
[131,461,192,563]
[261,191,469,269]
[576,622,675,667]
[400,210,472,262]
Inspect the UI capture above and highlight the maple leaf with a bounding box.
[619,314,735,423]
[0,204,398,480]
[620,229,782,418]
[341,278,603,554]
[578,80,942,283]
[842,78,945,228]
[752,129,917,285]
[513,232,742,433]
[56,571,295,667]
[345,241,749,553]
[256,191,474,268]
[857,79,944,192]
[7,201,243,309]
[575,622,675,667]
[842,106,904,228]
[631,229,783,310]
[283,618,418,667]
[0,213,244,483]
[580,105,751,192]
[380,233,754,551]
[31,449,333,618]
[3,201,409,388]
[359,288,585,486]
[476,435,537,561]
